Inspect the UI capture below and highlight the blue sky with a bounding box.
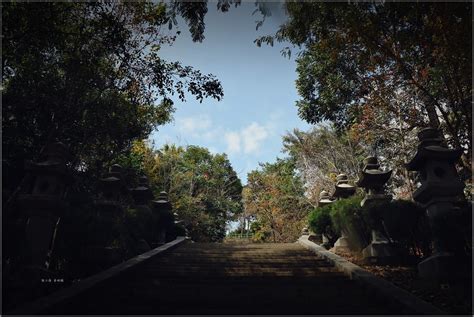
[150,2,312,184]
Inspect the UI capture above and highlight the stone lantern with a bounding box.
[85,164,126,270]
[357,157,392,204]
[316,190,334,246]
[332,174,356,199]
[406,128,466,279]
[130,175,154,206]
[356,156,397,264]
[17,142,71,274]
[151,191,174,246]
[129,175,154,253]
[98,164,125,204]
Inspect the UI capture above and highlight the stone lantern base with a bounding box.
[362,242,401,265]
[333,231,351,253]
[321,234,333,250]
[360,195,400,264]
[362,230,401,265]
[418,252,471,281]
[308,233,322,244]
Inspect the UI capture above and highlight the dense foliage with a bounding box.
[283,125,367,201]
[255,1,472,177]
[328,196,366,249]
[118,141,243,242]
[308,197,440,258]
[2,2,224,192]
[307,204,337,247]
[360,200,431,257]
[243,158,312,242]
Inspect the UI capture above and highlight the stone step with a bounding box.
[141,263,340,271]
[163,252,322,259]
[132,270,347,278]
[144,260,334,268]
[116,274,351,286]
[147,256,332,262]
[35,242,408,315]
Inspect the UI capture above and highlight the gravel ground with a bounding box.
[331,249,472,315]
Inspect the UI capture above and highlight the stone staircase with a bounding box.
[38,242,412,314]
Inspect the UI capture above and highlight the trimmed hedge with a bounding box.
[308,204,338,247]
[307,196,442,257]
[360,199,431,257]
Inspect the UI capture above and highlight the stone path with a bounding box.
[37,242,414,314]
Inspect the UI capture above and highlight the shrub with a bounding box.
[245,221,266,242]
[308,204,338,245]
[328,196,368,250]
[360,199,431,257]
[329,196,363,234]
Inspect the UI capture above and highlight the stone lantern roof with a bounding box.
[152,191,172,210]
[98,164,126,202]
[318,190,333,206]
[42,142,70,163]
[156,191,169,202]
[406,128,463,171]
[130,175,154,205]
[25,142,71,178]
[332,174,356,199]
[356,156,392,191]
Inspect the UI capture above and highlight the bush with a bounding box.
[249,221,269,242]
[360,199,431,257]
[328,196,368,250]
[308,204,338,245]
[329,196,363,233]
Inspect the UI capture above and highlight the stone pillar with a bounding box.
[151,191,174,246]
[332,174,356,252]
[17,142,71,277]
[356,156,398,264]
[406,128,467,280]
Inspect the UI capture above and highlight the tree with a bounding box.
[119,141,243,242]
[282,125,366,202]
[348,91,420,199]
[244,158,312,242]
[255,2,472,172]
[2,2,224,192]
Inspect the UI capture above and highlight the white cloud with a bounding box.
[224,132,241,154]
[224,122,269,155]
[202,129,219,141]
[176,115,212,134]
[241,122,269,154]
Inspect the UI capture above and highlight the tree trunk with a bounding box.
[423,97,440,129]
